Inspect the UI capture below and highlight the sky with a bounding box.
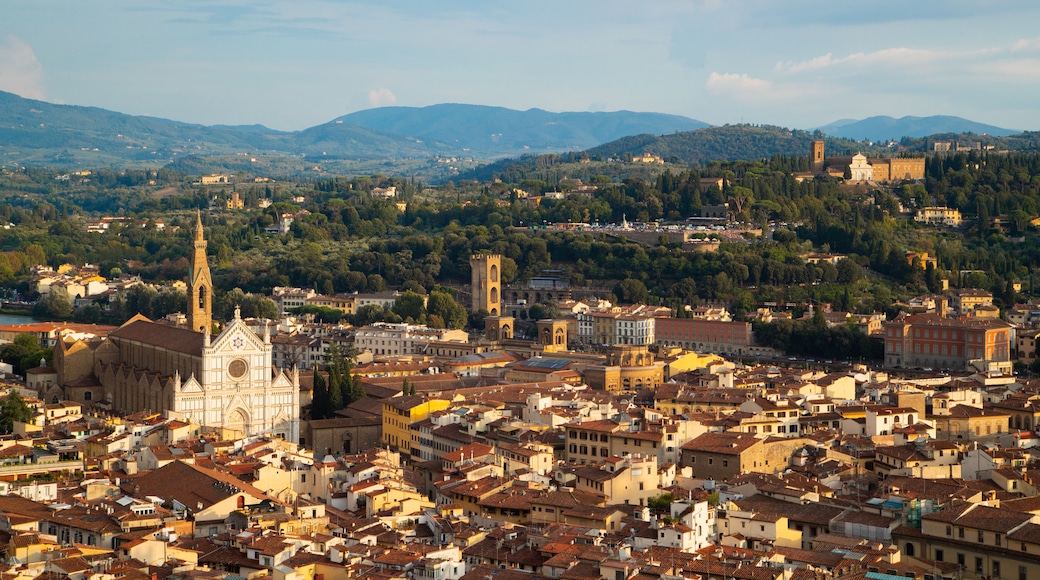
[2,1,1040,132]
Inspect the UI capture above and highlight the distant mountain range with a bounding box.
[0,90,1031,177]
[337,104,708,157]
[0,91,706,170]
[816,115,1018,142]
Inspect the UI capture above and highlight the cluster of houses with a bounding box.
[8,342,1040,580]
[31,264,183,312]
[6,242,1040,579]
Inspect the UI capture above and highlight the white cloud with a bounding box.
[367,87,397,107]
[705,71,823,105]
[776,47,939,74]
[1012,38,1040,52]
[706,72,772,94]
[0,36,45,100]
[970,58,1040,82]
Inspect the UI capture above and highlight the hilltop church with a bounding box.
[52,212,300,441]
[809,139,925,182]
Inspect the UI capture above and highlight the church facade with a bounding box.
[53,212,300,441]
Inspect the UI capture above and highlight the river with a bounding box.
[0,313,44,326]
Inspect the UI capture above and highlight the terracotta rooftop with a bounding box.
[109,319,205,356]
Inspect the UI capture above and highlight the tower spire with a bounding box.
[187,210,212,333]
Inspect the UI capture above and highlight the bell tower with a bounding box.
[470,254,501,316]
[811,140,825,173]
[187,210,213,333]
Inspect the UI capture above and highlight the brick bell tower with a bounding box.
[187,210,213,333]
[470,254,501,316]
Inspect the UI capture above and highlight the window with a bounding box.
[601,434,609,442]
[569,444,576,453]
[975,557,983,574]
[978,529,985,542]
[600,448,608,457]
[958,527,964,539]
[722,460,729,467]
[957,553,964,567]
[934,549,943,562]
[993,561,1000,577]
[996,533,1002,546]
[1020,565,1028,580]
[946,526,952,536]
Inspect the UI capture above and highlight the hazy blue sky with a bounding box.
[2,1,1039,131]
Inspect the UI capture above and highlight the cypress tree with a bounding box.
[328,369,344,411]
[350,374,366,403]
[338,361,353,409]
[312,372,329,419]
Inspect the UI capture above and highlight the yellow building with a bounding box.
[931,406,1010,440]
[660,351,723,381]
[950,288,994,315]
[897,502,1040,579]
[583,345,664,393]
[915,206,962,227]
[382,395,451,453]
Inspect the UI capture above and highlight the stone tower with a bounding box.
[811,140,825,173]
[187,210,213,333]
[470,254,501,316]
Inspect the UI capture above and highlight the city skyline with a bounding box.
[1,1,1039,133]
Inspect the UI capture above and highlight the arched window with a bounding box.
[198,286,208,309]
[904,542,915,557]
[490,264,498,283]
[490,287,498,303]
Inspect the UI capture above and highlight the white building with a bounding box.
[353,322,468,357]
[848,153,873,182]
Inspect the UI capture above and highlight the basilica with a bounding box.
[52,212,300,441]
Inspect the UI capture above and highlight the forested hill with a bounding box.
[585,125,893,165]
[457,125,894,182]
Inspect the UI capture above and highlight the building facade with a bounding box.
[655,318,764,356]
[353,322,468,357]
[883,313,1012,372]
[915,206,963,227]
